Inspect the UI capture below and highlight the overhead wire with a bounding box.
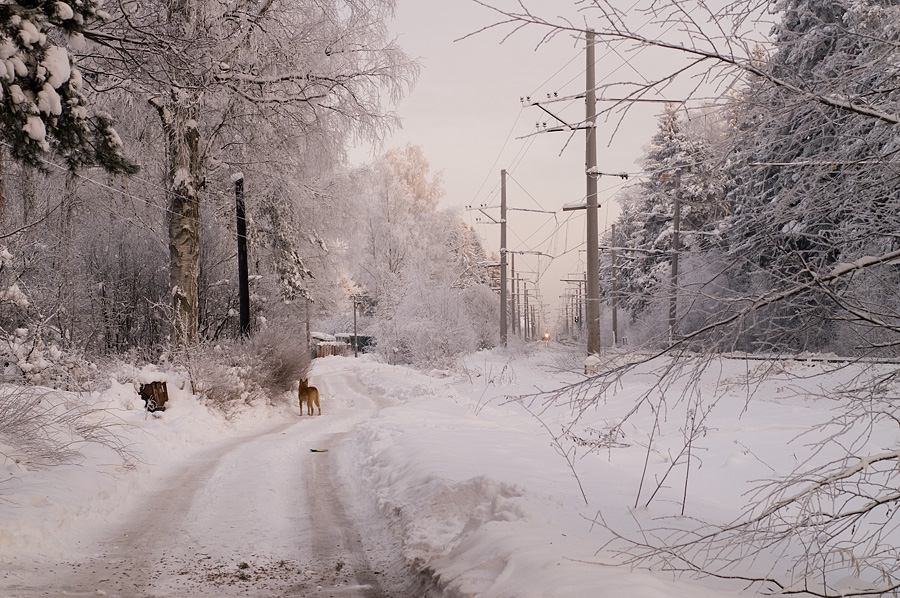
[468,106,524,208]
[479,3,742,317]
[0,142,178,222]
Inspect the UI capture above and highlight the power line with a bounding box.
[0,142,181,221]
[469,106,524,207]
[505,171,551,212]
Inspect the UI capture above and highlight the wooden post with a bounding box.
[234,173,250,336]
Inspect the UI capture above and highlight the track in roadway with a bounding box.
[1,369,432,597]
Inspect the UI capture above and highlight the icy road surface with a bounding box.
[3,368,422,597]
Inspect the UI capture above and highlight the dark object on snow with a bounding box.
[139,381,169,412]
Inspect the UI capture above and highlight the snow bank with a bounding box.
[333,352,764,597]
[2,347,885,597]
[0,364,292,562]
[326,348,886,597]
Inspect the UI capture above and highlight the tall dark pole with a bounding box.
[500,169,508,346]
[234,173,250,336]
[611,223,619,346]
[669,169,682,345]
[352,296,359,358]
[585,29,601,355]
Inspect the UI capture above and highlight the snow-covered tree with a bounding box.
[717,0,900,353]
[352,143,442,301]
[85,0,416,344]
[607,104,727,324]
[448,219,491,289]
[343,145,498,365]
[0,1,135,172]
[479,1,900,595]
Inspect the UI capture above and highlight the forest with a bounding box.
[0,0,499,393]
[2,0,900,596]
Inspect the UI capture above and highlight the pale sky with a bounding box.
[355,0,721,331]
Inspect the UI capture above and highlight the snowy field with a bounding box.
[0,345,884,596]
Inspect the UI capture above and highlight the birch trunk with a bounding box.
[152,93,202,345]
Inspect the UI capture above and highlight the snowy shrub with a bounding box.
[195,366,249,419]
[461,284,500,351]
[375,273,478,368]
[242,325,310,395]
[0,385,132,469]
[183,327,309,417]
[182,346,252,419]
[1,326,98,390]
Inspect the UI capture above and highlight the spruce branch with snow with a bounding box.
[0,1,136,173]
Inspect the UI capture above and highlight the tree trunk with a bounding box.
[152,92,202,345]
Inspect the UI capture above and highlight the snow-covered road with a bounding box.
[2,366,421,597]
[5,349,876,598]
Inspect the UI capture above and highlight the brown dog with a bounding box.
[298,378,321,416]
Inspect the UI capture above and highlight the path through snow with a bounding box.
[2,367,423,597]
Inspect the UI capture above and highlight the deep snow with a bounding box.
[0,345,879,596]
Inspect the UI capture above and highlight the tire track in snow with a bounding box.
[300,432,386,597]
[3,367,429,597]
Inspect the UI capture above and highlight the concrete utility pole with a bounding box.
[500,169,508,346]
[523,281,530,341]
[516,274,522,336]
[234,173,250,337]
[510,252,516,335]
[585,29,601,355]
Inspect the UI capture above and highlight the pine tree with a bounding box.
[609,104,726,321]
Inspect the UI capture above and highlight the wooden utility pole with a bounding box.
[500,169,508,346]
[669,169,682,345]
[352,296,359,358]
[234,173,250,336]
[585,29,601,355]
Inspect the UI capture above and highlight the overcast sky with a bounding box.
[353,0,710,333]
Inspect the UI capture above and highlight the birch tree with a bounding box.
[87,0,416,343]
